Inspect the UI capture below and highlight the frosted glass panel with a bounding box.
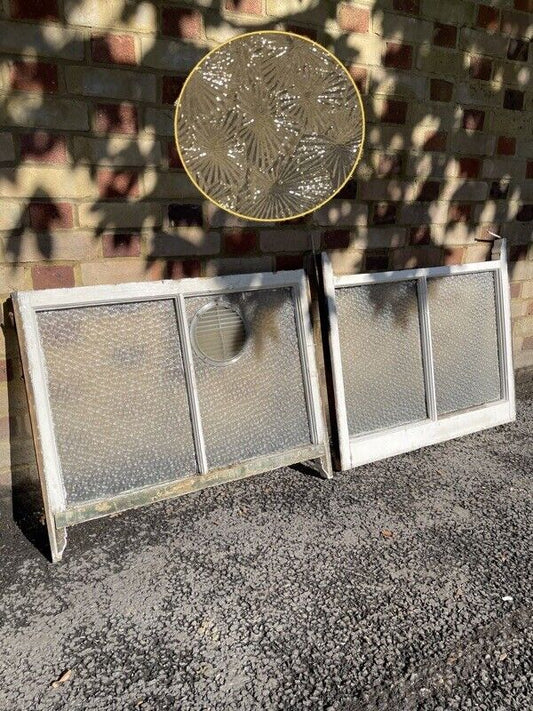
[186,289,311,468]
[428,272,501,415]
[37,300,197,504]
[336,281,427,435]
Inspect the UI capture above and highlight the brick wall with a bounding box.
[0,0,532,487]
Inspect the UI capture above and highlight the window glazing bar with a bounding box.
[416,276,438,422]
[175,294,208,474]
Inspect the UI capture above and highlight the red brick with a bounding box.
[365,251,389,270]
[338,4,370,33]
[373,203,397,225]
[97,169,140,198]
[410,226,431,245]
[94,103,138,134]
[423,131,447,151]
[517,205,533,221]
[166,259,201,279]
[393,0,419,13]
[448,203,472,222]
[91,34,136,65]
[223,230,258,255]
[276,255,304,271]
[514,0,533,11]
[497,136,516,155]
[477,4,500,31]
[286,25,317,41]
[523,336,533,351]
[29,202,73,230]
[384,43,413,70]
[324,229,351,249]
[462,109,485,131]
[348,65,367,94]
[444,247,464,265]
[10,61,58,93]
[457,157,481,178]
[161,7,202,39]
[10,0,59,21]
[507,38,529,61]
[225,0,262,13]
[32,265,75,290]
[469,56,492,80]
[168,142,184,170]
[417,181,440,201]
[510,282,522,298]
[102,233,141,257]
[144,261,165,280]
[527,161,533,179]
[0,360,14,383]
[503,89,524,110]
[20,132,67,163]
[168,204,203,227]
[430,78,453,102]
[433,23,457,48]
[377,154,402,178]
[380,99,407,124]
[162,76,186,105]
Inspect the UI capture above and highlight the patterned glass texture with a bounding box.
[428,272,501,415]
[185,288,311,468]
[336,282,428,435]
[37,301,197,505]
[176,32,364,220]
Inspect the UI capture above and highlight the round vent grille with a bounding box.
[191,302,247,365]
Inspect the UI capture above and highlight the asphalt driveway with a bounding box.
[1,372,531,710]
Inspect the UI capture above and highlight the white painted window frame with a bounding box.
[322,239,516,471]
[12,270,330,562]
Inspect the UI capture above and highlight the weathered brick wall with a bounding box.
[0,0,532,486]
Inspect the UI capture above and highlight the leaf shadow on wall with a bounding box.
[0,0,528,307]
[0,0,530,558]
[1,1,529,286]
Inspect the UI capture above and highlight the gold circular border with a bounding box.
[174,30,366,223]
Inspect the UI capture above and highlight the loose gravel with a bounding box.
[1,372,532,710]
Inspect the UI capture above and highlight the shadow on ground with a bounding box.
[0,371,531,710]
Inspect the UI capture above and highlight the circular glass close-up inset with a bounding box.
[190,301,248,365]
[175,31,365,222]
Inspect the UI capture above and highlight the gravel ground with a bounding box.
[1,371,532,711]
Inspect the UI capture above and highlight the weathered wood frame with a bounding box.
[322,239,515,471]
[12,270,331,562]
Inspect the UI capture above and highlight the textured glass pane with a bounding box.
[336,282,427,435]
[428,272,501,415]
[185,289,311,468]
[37,301,197,505]
[176,32,364,220]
